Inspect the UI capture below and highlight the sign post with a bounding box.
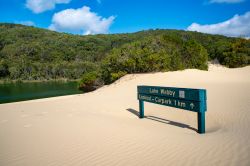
[137,86,207,134]
[139,100,144,119]
[198,112,205,134]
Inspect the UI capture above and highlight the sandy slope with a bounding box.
[0,64,250,166]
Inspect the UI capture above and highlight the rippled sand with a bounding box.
[0,64,250,166]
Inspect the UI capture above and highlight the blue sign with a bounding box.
[137,86,207,134]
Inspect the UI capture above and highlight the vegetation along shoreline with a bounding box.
[0,23,249,92]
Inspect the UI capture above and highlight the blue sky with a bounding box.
[0,0,250,36]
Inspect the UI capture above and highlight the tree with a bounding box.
[182,40,208,70]
[0,23,249,83]
[0,60,9,77]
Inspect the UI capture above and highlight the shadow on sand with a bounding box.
[126,108,197,132]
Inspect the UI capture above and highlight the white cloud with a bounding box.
[49,6,115,35]
[17,21,35,26]
[187,12,250,37]
[209,0,245,3]
[26,0,71,13]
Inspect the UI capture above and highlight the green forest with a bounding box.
[0,23,249,91]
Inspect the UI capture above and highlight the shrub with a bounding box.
[182,40,208,70]
[223,52,249,68]
[78,72,103,92]
[110,71,127,82]
[219,39,250,68]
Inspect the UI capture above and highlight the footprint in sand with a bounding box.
[0,120,8,124]
[68,113,73,117]
[23,124,32,128]
[36,111,48,116]
[21,114,29,118]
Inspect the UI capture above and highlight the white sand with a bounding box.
[0,64,250,166]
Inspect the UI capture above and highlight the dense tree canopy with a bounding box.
[0,23,249,87]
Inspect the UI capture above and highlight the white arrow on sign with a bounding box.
[190,103,194,109]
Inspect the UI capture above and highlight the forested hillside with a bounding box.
[0,23,249,88]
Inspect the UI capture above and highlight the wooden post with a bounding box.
[139,100,144,118]
[197,112,205,134]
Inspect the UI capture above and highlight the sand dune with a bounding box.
[0,64,250,166]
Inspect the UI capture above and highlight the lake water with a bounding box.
[0,81,82,104]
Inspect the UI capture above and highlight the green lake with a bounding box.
[0,81,82,104]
